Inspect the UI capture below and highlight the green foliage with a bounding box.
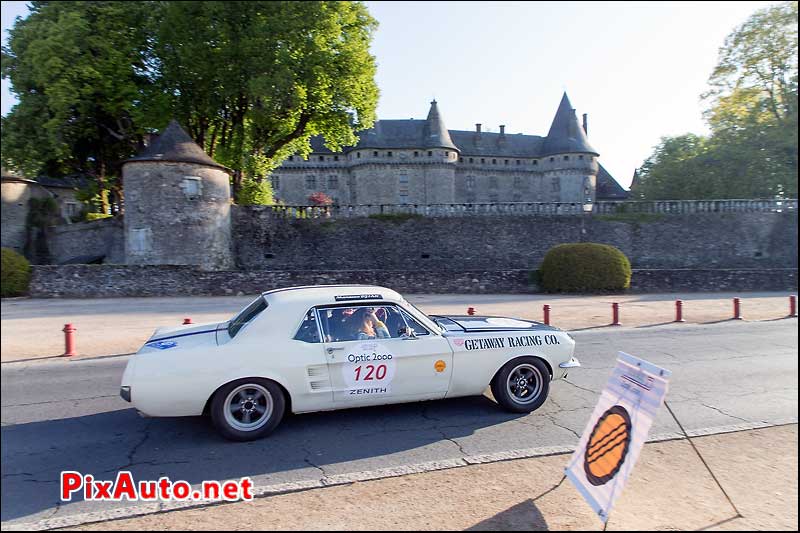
[25,197,59,227]
[367,213,424,222]
[632,2,798,200]
[236,178,275,206]
[85,213,113,221]
[2,1,379,202]
[308,191,334,205]
[1,247,32,297]
[539,243,632,293]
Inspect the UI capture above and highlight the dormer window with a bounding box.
[549,157,555,162]
[388,151,393,157]
[373,151,378,157]
[319,156,324,162]
[564,155,569,161]
[428,151,432,157]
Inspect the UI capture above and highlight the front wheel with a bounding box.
[210,378,286,441]
[490,357,550,413]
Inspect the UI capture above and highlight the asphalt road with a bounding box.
[1,320,797,528]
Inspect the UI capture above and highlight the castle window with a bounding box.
[319,156,324,162]
[481,158,485,164]
[492,159,497,164]
[489,176,498,189]
[428,151,433,157]
[180,176,202,199]
[551,178,560,192]
[579,155,584,160]
[513,176,521,187]
[334,155,339,161]
[489,193,498,203]
[373,151,378,157]
[466,176,475,190]
[272,175,281,189]
[550,157,555,162]
[306,175,316,189]
[564,155,569,161]
[504,159,509,165]
[516,160,521,165]
[289,156,294,161]
[357,152,361,158]
[469,158,474,163]
[388,151,393,157]
[533,160,538,165]
[414,151,419,157]
[459,157,463,162]
[398,175,409,204]
[328,175,338,189]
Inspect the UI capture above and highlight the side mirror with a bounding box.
[399,326,417,338]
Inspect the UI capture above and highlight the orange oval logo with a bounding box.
[434,360,447,372]
[584,405,632,486]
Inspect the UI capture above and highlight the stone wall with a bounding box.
[47,217,125,264]
[28,265,798,298]
[232,209,798,271]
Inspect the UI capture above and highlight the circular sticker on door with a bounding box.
[583,405,632,486]
[434,360,447,372]
[342,342,396,396]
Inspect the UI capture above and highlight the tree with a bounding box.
[632,1,798,200]
[2,1,379,206]
[1,1,155,213]
[151,1,379,199]
[308,191,334,205]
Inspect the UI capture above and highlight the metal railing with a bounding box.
[241,199,798,220]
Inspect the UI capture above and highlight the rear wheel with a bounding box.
[210,378,285,441]
[490,357,550,413]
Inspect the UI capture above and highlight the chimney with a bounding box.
[475,123,482,133]
[582,113,588,135]
[499,125,505,136]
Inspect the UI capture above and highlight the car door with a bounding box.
[318,304,454,406]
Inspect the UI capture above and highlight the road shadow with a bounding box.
[1,395,524,522]
[465,499,550,530]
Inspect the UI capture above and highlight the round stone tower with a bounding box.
[122,120,234,270]
[541,92,599,204]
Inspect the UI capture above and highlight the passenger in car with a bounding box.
[351,307,391,340]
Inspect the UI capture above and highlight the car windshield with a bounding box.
[401,300,443,334]
[228,296,268,338]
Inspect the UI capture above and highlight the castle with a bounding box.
[270,92,628,205]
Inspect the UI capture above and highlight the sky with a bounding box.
[1,0,781,188]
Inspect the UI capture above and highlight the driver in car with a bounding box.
[351,307,391,340]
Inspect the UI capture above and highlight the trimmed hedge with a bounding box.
[540,243,631,292]
[1,247,32,298]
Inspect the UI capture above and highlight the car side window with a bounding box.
[319,305,407,342]
[293,309,321,343]
[399,309,430,336]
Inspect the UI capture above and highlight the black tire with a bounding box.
[490,357,550,413]
[210,378,286,441]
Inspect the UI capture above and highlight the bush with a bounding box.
[85,212,113,221]
[539,243,631,293]
[1,248,32,298]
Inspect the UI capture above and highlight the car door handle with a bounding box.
[326,347,344,354]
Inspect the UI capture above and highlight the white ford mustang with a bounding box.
[120,285,580,441]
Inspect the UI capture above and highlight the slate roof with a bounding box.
[596,164,630,200]
[125,120,229,171]
[540,92,598,156]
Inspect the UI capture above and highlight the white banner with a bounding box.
[565,352,671,522]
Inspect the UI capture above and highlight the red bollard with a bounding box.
[733,297,743,320]
[543,304,550,326]
[62,323,77,357]
[611,302,621,326]
[183,317,193,325]
[675,300,685,322]
[467,307,475,316]
[790,295,797,318]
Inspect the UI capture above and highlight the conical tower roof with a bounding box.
[540,92,598,156]
[125,120,229,171]
[422,100,459,151]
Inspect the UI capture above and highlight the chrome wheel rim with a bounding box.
[506,364,543,405]
[223,384,273,431]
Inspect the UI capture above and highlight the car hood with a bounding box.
[139,321,226,352]
[431,315,561,333]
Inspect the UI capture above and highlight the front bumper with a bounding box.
[559,357,581,369]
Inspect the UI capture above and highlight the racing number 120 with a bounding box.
[354,364,387,381]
